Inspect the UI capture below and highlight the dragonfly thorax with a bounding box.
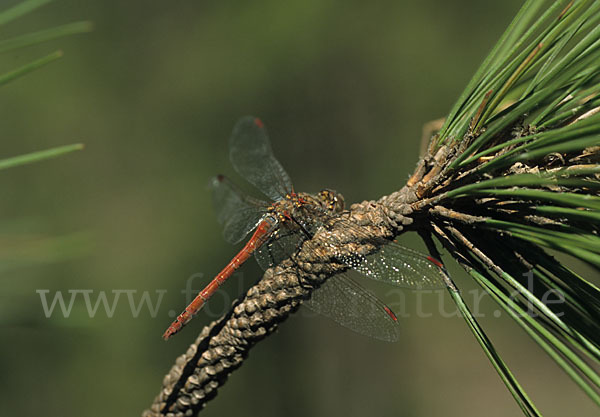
[268,190,344,225]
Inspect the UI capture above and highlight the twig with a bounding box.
[143,200,404,416]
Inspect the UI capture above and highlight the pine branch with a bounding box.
[145,1,600,415]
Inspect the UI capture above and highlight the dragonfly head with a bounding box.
[318,189,345,213]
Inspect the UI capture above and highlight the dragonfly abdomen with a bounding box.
[162,216,278,340]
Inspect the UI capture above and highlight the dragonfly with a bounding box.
[162,116,446,341]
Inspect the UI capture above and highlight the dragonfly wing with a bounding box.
[222,208,265,245]
[229,116,293,201]
[303,272,400,342]
[210,175,268,244]
[340,239,446,290]
[254,226,307,270]
[254,213,323,270]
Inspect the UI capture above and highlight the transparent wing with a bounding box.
[254,212,323,270]
[316,217,446,290]
[304,272,400,342]
[346,241,446,289]
[210,175,269,244]
[254,226,307,270]
[229,116,293,201]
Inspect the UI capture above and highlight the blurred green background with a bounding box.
[1,1,597,416]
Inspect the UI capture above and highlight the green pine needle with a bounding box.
[0,144,84,171]
[0,50,64,86]
[413,1,600,414]
[0,21,93,54]
[0,1,90,172]
[0,0,52,27]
